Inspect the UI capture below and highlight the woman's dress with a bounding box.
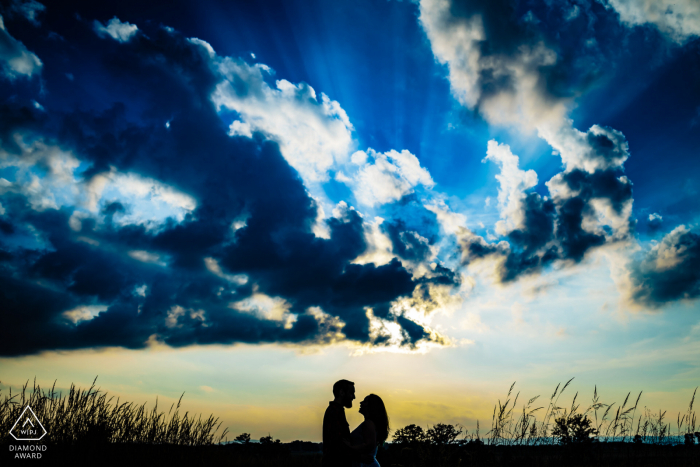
[350,422,380,467]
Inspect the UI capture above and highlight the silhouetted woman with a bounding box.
[346,394,390,467]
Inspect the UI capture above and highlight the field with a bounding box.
[1,378,698,466]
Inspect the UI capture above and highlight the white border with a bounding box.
[9,406,47,441]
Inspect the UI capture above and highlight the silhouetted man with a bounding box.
[322,379,363,467]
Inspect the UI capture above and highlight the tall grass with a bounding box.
[472,379,698,446]
[0,378,228,446]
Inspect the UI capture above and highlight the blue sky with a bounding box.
[0,0,699,441]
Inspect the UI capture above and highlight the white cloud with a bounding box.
[609,0,700,44]
[128,250,166,266]
[482,140,538,236]
[165,305,186,328]
[210,49,354,184]
[418,0,569,132]
[134,284,148,297]
[0,15,42,79]
[228,120,253,138]
[165,305,207,328]
[68,211,88,231]
[539,122,630,174]
[232,293,297,329]
[1,132,197,231]
[424,199,467,236]
[648,225,695,271]
[418,0,483,109]
[351,216,395,267]
[93,17,138,43]
[63,305,108,324]
[89,170,197,226]
[349,149,434,207]
[204,257,248,285]
[0,134,80,211]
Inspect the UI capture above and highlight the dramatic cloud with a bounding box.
[629,226,700,307]
[0,15,42,79]
[608,0,700,44]
[460,138,633,283]
[93,17,139,42]
[0,22,457,356]
[418,0,670,305]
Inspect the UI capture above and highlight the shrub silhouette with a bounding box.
[234,432,251,444]
[552,414,598,446]
[684,433,696,446]
[260,434,281,445]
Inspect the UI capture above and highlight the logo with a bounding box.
[9,406,47,441]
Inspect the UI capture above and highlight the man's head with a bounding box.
[332,379,355,408]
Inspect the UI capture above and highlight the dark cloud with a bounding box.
[383,219,432,263]
[586,131,624,168]
[555,196,605,262]
[449,0,537,56]
[629,227,700,308]
[507,192,556,253]
[560,168,633,215]
[461,167,633,282]
[0,10,42,79]
[0,23,449,356]
[461,199,566,282]
[0,217,14,234]
[4,0,45,26]
[101,200,125,218]
[434,0,619,116]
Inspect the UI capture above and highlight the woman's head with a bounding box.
[359,394,390,444]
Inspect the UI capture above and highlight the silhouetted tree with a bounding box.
[426,424,462,446]
[393,424,426,445]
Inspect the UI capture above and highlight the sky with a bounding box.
[0,0,699,442]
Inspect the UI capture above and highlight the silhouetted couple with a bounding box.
[322,379,390,467]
